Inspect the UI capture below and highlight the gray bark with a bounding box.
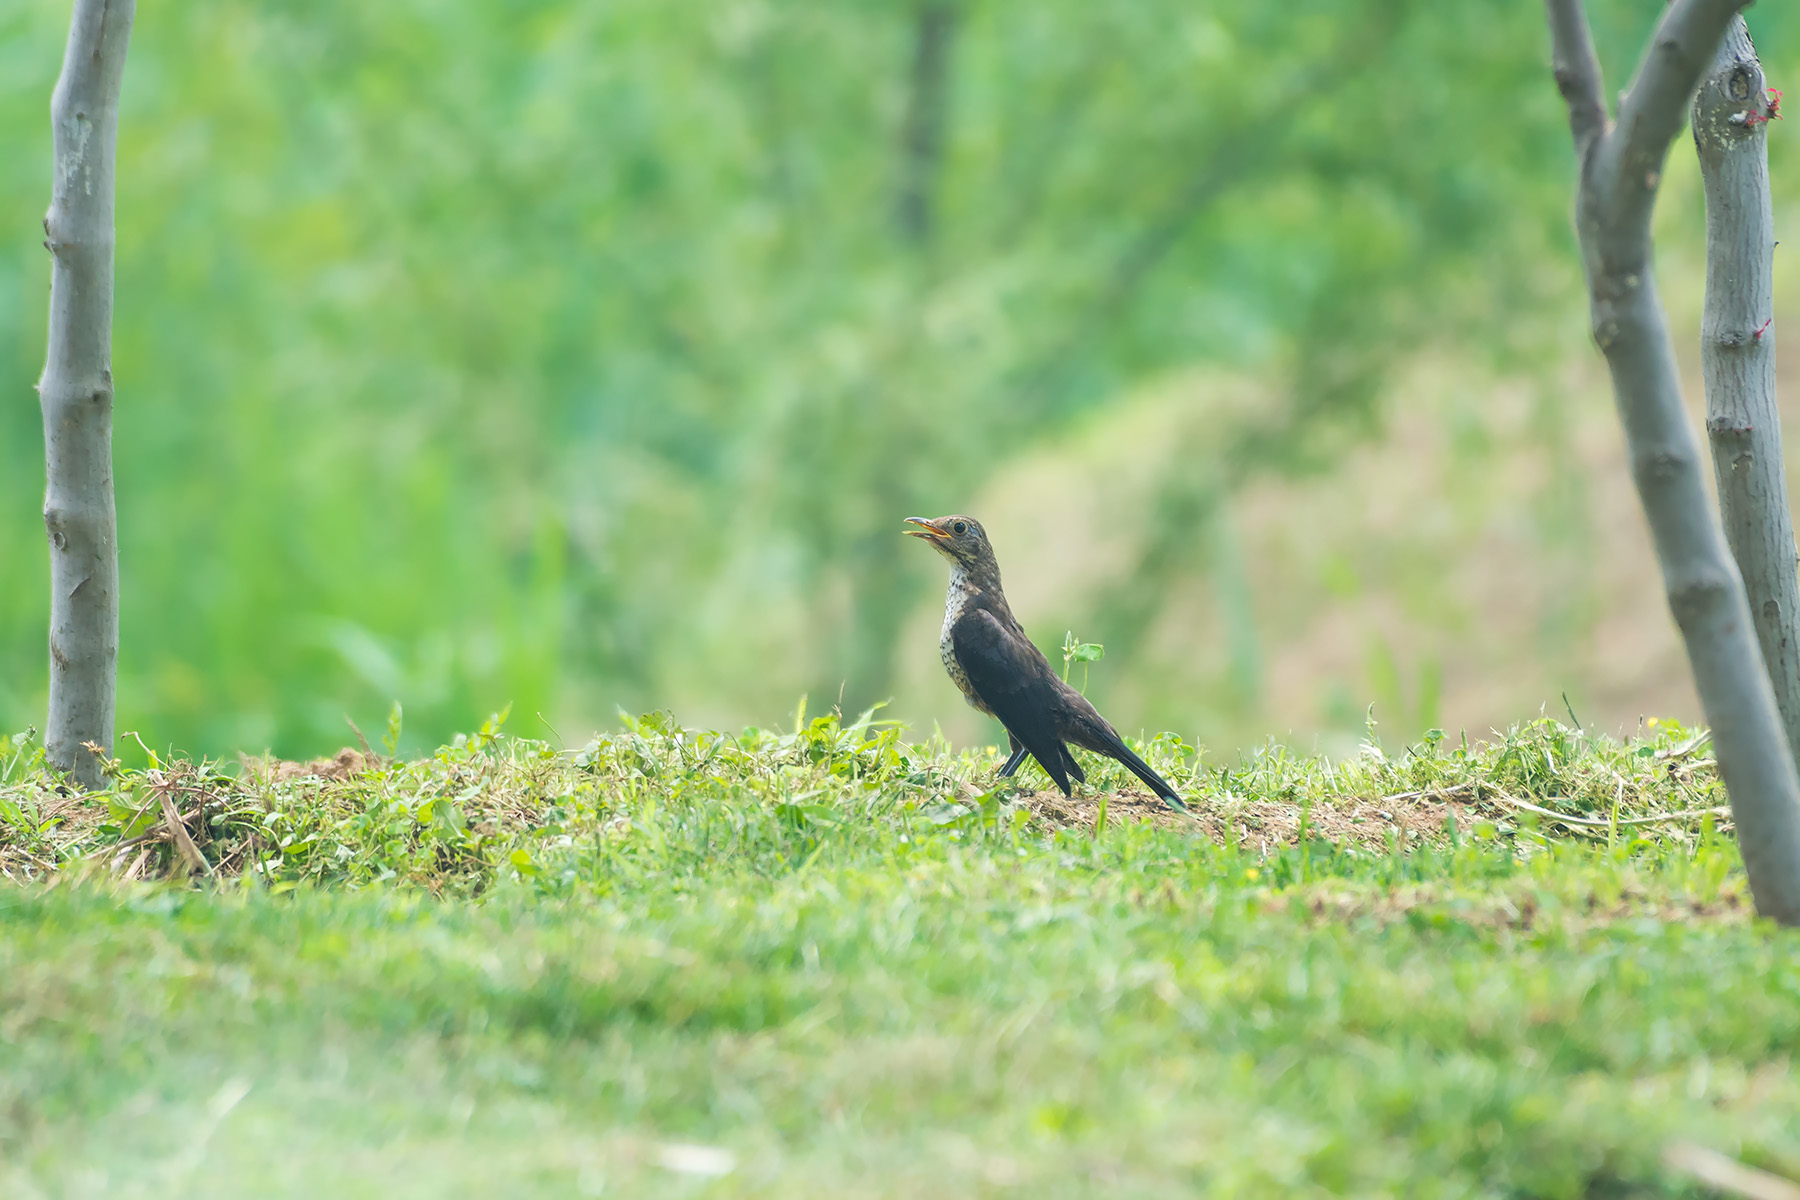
[1693,19,1800,773]
[39,0,134,790]
[1546,0,1800,925]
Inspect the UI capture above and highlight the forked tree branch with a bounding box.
[1618,0,1751,155]
[1602,0,1749,246]
[1546,0,1800,924]
[1546,0,1607,152]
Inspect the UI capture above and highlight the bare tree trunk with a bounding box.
[1545,0,1800,924]
[39,0,134,790]
[1693,19,1800,771]
[895,3,957,245]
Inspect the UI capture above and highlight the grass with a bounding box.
[0,709,1795,1197]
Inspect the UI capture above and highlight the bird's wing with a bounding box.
[952,608,1071,793]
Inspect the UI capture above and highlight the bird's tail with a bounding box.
[1095,731,1188,812]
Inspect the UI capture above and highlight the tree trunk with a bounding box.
[39,0,135,790]
[1693,18,1800,772]
[1546,0,1800,924]
[895,3,957,245]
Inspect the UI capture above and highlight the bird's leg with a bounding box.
[997,734,1030,779]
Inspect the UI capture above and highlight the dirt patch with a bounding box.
[246,747,377,783]
[1280,877,1752,930]
[1012,781,1719,853]
[1016,785,1460,851]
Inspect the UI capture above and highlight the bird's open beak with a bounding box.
[904,517,949,541]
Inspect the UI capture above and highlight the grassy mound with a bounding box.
[0,708,1736,892]
[0,712,1792,1197]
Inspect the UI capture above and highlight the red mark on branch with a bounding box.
[1755,317,1774,342]
[1743,88,1783,128]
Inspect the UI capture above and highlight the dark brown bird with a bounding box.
[905,515,1187,810]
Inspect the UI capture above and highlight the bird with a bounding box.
[904,514,1187,811]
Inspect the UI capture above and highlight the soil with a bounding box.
[1015,784,1465,851]
[249,747,377,783]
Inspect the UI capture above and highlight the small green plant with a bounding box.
[381,701,405,758]
[1060,631,1105,693]
[0,727,42,786]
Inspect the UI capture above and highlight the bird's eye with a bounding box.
[952,521,968,536]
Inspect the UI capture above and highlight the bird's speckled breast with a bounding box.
[939,565,985,710]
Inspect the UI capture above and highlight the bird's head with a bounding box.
[904,515,999,578]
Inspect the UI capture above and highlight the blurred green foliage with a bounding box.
[3,1,1798,757]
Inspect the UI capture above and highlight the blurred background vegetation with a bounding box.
[5,0,1800,760]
